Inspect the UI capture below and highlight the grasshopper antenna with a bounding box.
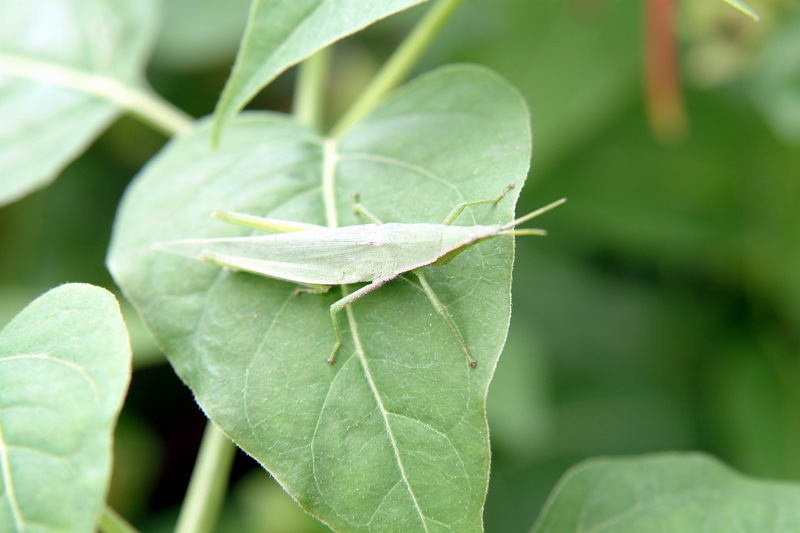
[500,198,567,232]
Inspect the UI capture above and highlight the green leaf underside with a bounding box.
[532,453,800,533]
[0,284,131,533]
[109,65,531,531]
[0,0,157,206]
[211,0,429,144]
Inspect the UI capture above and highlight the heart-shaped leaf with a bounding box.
[211,0,429,144]
[532,453,800,532]
[0,0,157,206]
[109,64,532,531]
[0,284,131,532]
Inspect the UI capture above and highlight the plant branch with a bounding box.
[0,53,193,136]
[294,47,332,132]
[174,421,238,533]
[329,0,466,138]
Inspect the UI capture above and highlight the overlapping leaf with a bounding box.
[211,0,429,143]
[0,0,157,206]
[532,453,800,532]
[109,65,532,531]
[0,284,131,532]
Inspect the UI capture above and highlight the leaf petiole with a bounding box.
[329,0,466,137]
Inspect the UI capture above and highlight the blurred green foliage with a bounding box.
[1,0,798,531]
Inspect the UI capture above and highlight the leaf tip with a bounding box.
[722,0,760,21]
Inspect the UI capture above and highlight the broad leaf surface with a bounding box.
[211,0,428,144]
[0,0,157,206]
[532,453,800,533]
[0,284,131,533]
[109,65,531,531]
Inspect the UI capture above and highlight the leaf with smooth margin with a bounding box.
[0,0,157,206]
[109,65,532,531]
[211,0,429,144]
[532,453,800,533]
[0,284,131,532]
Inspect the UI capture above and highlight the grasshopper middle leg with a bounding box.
[327,278,392,365]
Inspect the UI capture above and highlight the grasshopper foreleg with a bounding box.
[352,193,384,224]
[442,184,514,226]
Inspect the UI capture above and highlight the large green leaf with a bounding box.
[0,284,131,532]
[0,0,157,206]
[211,0,429,144]
[532,453,800,532]
[109,65,532,531]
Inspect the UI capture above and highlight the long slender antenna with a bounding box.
[500,198,567,231]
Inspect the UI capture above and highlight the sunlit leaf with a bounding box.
[109,65,532,531]
[0,284,131,532]
[0,0,158,206]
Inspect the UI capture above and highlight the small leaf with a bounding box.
[109,65,531,531]
[0,0,158,206]
[721,0,760,21]
[532,453,800,532]
[211,0,429,144]
[0,284,131,533]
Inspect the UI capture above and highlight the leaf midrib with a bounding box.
[324,138,430,531]
[344,299,429,531]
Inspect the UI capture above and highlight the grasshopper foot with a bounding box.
[327,339,341,366]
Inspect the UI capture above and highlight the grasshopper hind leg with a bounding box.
[413,268,477,367]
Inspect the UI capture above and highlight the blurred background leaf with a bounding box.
[0,0,158,205]
[532,453,800,532]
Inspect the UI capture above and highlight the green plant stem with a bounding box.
[0,53,193,136]
[174,422,237,533]
[329,0,466,138]
[98,505,140,533]
[294,48,332,132]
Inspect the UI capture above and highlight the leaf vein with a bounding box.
[345,295,430,532]
[0,425,24,531]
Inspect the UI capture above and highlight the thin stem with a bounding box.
[294,47,332,132]
[329,0,466,138]
[322,138,339,227]
[0,53,193,136]
[174,422,237,533]
[98,505,140,533]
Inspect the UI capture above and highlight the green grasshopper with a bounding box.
[156,185,565,367]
